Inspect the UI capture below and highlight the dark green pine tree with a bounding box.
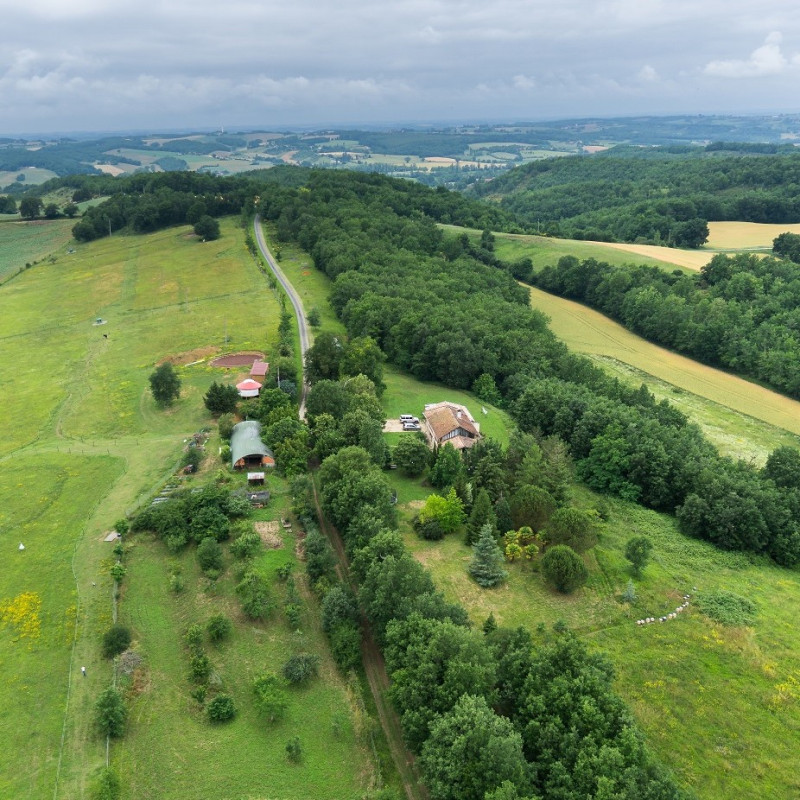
[469,524,508,588]
[465,488,496,545]
[495,494,513,536]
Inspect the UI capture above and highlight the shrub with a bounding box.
[236,570,275,620]
[282,653,320,684]
[114,519,130,535]
[190,653,213,684]
[90,767,121,800]
[206,694,236,722]
[329,622,362,671]
[285,736,302,762]
[227,493,252,518]
[624,535,653,576]
[190,685,207,704]
[169,573,185,594]
[218,413,235,441]
[695,590,757,626]
[207,614,233,644]
[95,687,128,738]
[542,545,588,593]
[197,537,224,573]
[102,625,131,659]
[230,531,262,560]
[253,673,288,723]
[184,623,204,651]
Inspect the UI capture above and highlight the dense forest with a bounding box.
[474,145,800,246]
[253,169,800,566]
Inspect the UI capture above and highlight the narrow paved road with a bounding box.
[253,215,311,418]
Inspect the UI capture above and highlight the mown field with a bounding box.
[0,219,76,280]
[526,285,800,461]
[0,218,374,799]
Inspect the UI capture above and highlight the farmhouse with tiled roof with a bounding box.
[423,401,481,450]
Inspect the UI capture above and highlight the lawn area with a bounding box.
[0,218,76,280]
[401,487,800,800]
[382,368,512,446]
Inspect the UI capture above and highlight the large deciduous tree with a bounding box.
[419,694,529,800]
[149,362,181,407]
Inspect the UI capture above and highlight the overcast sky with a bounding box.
[3,0,800,135]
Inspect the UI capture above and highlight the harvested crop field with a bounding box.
[705,221,800,249]
[587,241,713,271]
[210,351,264,367]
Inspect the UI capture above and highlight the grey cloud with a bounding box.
[2,0,800,133]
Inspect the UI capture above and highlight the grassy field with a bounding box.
[0,167,59,188]
[113,480,373,800]
[474,228,700,272]
[0,219,76,280]
[0,217,377,799]
[400,487,800,800]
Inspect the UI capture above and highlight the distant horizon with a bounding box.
[5,109,800,141]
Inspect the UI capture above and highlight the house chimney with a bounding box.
[456,410,462,420]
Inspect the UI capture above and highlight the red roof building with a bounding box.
[236,378,262,398]
[423,402,481,450]
[250,360,270,378]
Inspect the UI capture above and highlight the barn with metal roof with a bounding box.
[230,421,275,470]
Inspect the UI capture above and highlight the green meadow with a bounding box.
[0,218,76,280]
[0,218,373,799]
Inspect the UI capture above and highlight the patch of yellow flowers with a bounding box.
[0,591,42,640]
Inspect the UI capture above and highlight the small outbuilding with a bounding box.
[250,360,270,379]
[236,378,262,398]
[230,421,275,470]
[247,472,265,485]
